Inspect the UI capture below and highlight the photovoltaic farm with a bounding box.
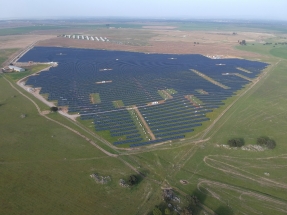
[19,47,268,147]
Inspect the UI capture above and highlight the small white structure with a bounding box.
[9,65,25,72]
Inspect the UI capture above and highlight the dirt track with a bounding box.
[133,106,156,140]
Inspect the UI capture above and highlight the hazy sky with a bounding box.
[1,0,287,20]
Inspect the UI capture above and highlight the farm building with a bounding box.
[9,65,25,72]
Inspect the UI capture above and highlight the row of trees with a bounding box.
[227,136,276,149]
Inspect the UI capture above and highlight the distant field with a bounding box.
[176,21,287,33]
[0,26,67,36]
[237,43,287,59]
[0,48,19,66]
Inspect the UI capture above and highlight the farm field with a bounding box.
[1,20,287,215]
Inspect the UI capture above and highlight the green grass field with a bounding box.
[6,64,51,81]
[0,26,67,36]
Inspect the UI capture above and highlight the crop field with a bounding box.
[18,47,268,148]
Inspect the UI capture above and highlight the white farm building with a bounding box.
[9,66,25,72]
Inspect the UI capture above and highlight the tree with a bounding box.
[127,175,138,186]
[241,40,247,45]
[50,106,58,112]
[257,137,276,149]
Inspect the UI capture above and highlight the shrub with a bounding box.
[257,137,276,149]
[227,138,245,147]
[50,106,58,112]
[127,175,138,186]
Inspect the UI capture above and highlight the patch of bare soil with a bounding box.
[0,34,55,49]
[59,106,68,113]
[180,180,189,185]
[36,37,260,58]
[41,110,50,115]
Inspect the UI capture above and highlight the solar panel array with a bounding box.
[19,47,268,147]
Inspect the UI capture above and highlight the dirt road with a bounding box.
[133,106,156,140]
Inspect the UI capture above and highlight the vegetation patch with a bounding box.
[50,106,58,112]
[90,93,101,104]
[112,100,124,108]
[195,89,208,95]
[270,47,287,59]
[166,88,177,95]
[257,136,276,149]
[6,64,51,81]
[227,138,245,147]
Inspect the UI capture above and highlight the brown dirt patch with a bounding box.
[180,180,189,185]
[36,37,260,58]
[0,35,55,49]
[41,110,50,115]
[59,106,69,113]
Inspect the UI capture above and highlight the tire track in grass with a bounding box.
[197,179,287,214]
[3,75,158,182]
[204,155,287,190]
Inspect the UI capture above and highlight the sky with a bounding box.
[0,0,287,21]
